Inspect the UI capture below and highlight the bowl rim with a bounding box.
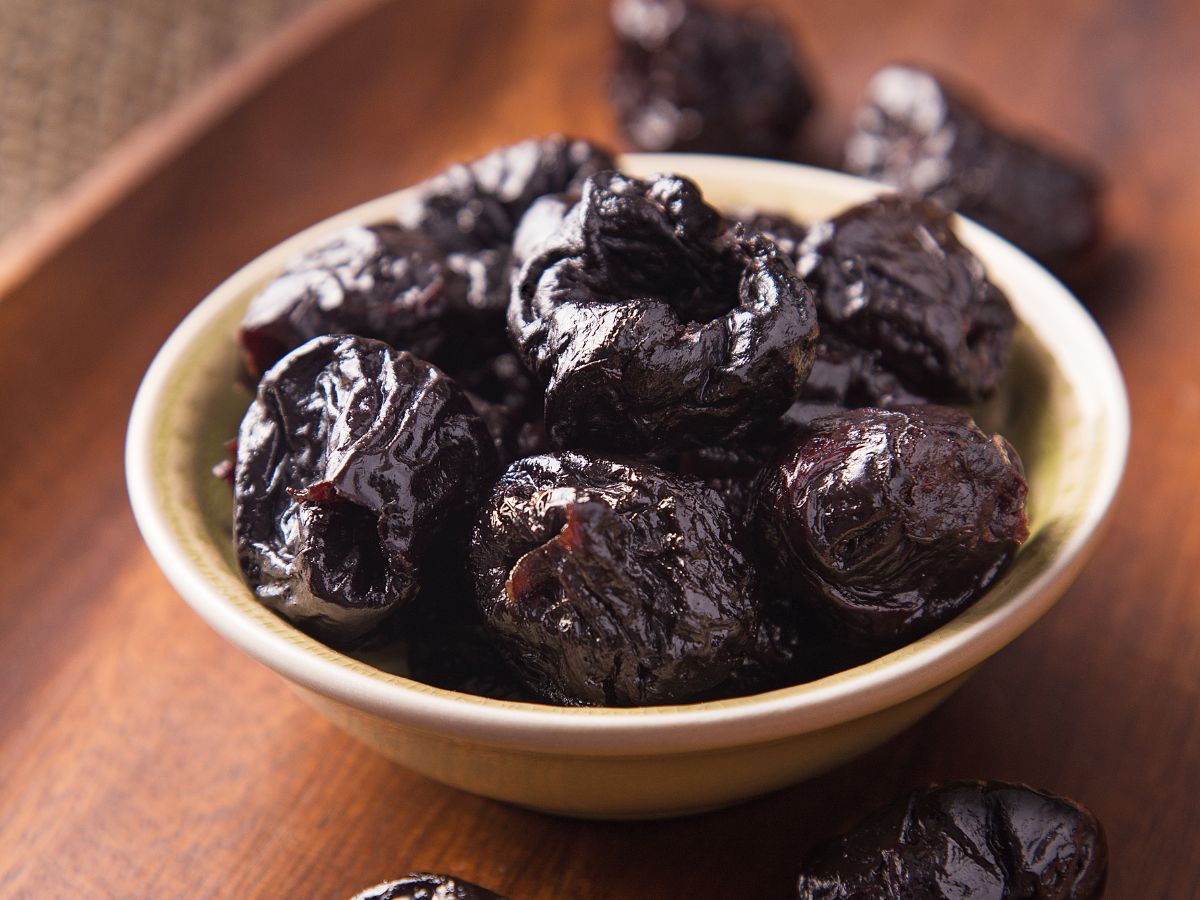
[126,154,1129,756]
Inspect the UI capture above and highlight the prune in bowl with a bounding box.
[127,155,1127,819]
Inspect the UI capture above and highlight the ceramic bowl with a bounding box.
[126,154,1128,819]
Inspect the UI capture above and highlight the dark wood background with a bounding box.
[2,1,1197,896]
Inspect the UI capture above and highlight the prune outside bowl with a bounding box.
[126,154,1128,820]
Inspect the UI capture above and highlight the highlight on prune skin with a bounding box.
[234,335,497,642]
[798,195,1015,403]
[845,64,1103,273]
[510,171,819,453]
[470,452,758,706]
[755,406,1029,648]
[744,210,807,264]
[610,0,814,158]
[795,781,1108,899]
[351,873,507,900]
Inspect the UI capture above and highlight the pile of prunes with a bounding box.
[228,134,1031,708]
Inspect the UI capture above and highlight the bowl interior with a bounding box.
[130,155,1126,745]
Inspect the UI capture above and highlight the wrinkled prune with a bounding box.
[238,225,480,381]
[239,137,614,380]
[755,406,1028,647]
[352,873,507,900]
[798,195,1015,402]
[510,171,819,452]
[845,65,1103,273]
[471,452,757,706]
[744,210,807,263]
[785,335,928,426]
[796,781,1107,899]
[404,615,537,703]
[397,136,615,253]
[234,335,497,642]
[610,0,814,157]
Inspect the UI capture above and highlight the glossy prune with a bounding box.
[510,171,819,452]
[796,781,1107,899]
[239,137,613,380]
[610,0,814,158]
[470,452,757,706]
[744,210,807,263]
[755,406,1028,647]
[785,335,928,426]
[798,195,1015,403]
[352,873,507,900]
[238,225,475,381]
[397,136,615,253]
[845,65,1103,273]
[234,336,497,642]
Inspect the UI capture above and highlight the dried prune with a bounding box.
[785,335,928,426]
[510,171,819,452]
[798,195,1015,403]
[845,64,1103,273]
[238,225,480,381]
[470,452,757,706]
[795,781,1107,899]
[744,210,807,263]
[610,0,814,157]
[352,873,506,900]
[397,136,615,253]
[239,137,614,380]
[234,335,497,642]
[754,406,1028,647]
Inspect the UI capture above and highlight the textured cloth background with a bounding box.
[0,0,315,238]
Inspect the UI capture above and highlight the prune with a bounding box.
[238,225,478,381]
[234,335,497,642]
[396,135,615,253]
[798,195,1015,403]
[510,171,819,452]
[239,137,614,380]
[351,873,507,900]
[796,781,1107,899]
[470,452,757,706]
[404,615,537,703]
[755,406,1028,647]
[744,210,807,263]
[610,0,814,157]
[785,335,928,426]
[845,65,1103,273]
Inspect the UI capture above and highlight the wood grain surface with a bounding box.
[1,0,1197,897]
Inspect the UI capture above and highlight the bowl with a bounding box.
[125,154,1128,820]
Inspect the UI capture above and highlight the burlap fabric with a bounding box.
[0,0,314,237]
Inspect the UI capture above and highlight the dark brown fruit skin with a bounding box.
[238,225,481,381]
[798,195,1015,403]
[470,452,758,707]
[238,136,614,380]
[845,64,1103,274]
[786,335,929,427]
[744,211,807,264]
[234,336,498,642]
[510,171,819,453]
[351,873,507,900]
[795,781,1108,899]
[755,406,1029,648]
[610,0,814,158]
[397,136,615,253]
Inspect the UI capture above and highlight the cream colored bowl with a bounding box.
[126,155,1128,819]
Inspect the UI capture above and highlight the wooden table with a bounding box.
[2,1,1196,896]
